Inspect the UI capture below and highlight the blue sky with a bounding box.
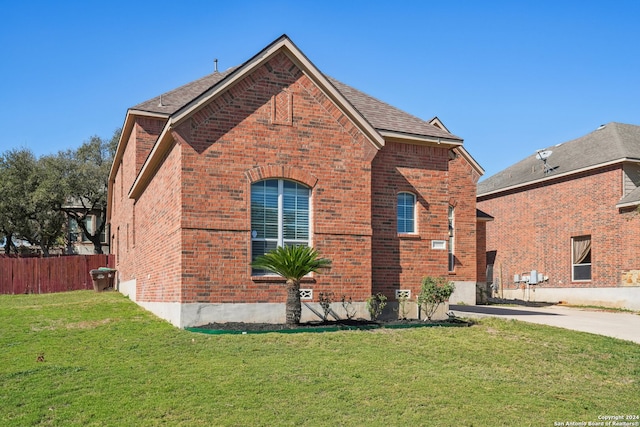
[1,0,639,179]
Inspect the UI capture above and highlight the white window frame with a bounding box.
[397,192,417,234]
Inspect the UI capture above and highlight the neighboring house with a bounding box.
[477,122,640,310]
[66,212,108,255]
[108,35,486,327]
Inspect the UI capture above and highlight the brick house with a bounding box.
[477,122,640,310]
[108,35,485,327]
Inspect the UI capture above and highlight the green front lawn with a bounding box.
[1,291,638,426]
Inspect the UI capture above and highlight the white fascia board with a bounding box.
[170,38,385,149]
[379,130,463,148]
[478,158,633,198]
[455,146,485,176]
[108,109,170,184]
[616,200,640,208]
[128,36,388,200]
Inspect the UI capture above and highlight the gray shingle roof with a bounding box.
[326,77,461,141]
[478,122,640,197]
[129,65,460,142]
[131,67,239,115]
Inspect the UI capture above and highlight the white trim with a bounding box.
[431,240,446,250]
[616,200,640,208]
[379,130,462,148]
[479,158,640,198]
[397,191,417,234]
[454,146,485,176]
[127,35,385,201]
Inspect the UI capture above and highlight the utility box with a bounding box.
[90,268,116,292]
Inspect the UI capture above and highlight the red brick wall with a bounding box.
[478,165,640,290]
[110,129,137,283]
[171,52,375,304]
[449,152,481,282]
[135,118,164,175]
[134,140,183,302]
[371,143,478,299]
[111,50,482,307]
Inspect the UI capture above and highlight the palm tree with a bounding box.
[252,245,332,325]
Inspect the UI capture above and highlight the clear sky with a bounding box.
[1,0,639,179]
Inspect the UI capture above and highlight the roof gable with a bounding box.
[110,35,467,205]
[478,122,640,197]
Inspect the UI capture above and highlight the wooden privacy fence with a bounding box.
[0,255,115,294]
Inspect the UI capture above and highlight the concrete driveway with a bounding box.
[450,304,640,344]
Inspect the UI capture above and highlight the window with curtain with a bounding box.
[397,192,416,234]
[251,179,310,275]
[572,235,591,281]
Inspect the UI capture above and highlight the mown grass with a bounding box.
[1,291,638,426]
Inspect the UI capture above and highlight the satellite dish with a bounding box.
[536,150,553,160]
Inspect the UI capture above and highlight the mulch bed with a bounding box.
[189,317,472,334]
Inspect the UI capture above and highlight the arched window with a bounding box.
[251,179,310,274]
[397,192,416,234]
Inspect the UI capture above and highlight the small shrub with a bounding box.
[395,295,411,320]
[318,292,334,322]
[417,276,455,321]
[341,295,357,320]
[366,293,387,321]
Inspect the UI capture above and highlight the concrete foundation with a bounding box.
[449,281,476,305]
[499,286,640,311]
[118,278,454,327]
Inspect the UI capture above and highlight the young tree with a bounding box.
[62,128,120,254]
[252,245,331,324]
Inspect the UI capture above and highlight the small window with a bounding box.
[572,235,591,281]
[448,206,455,271]
[97,216,107,244]
[397,192,416,234]
[68,218,80,243]
[82,216,94,242]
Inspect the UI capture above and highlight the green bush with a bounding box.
[366,293,387,321]
[417,276,455,320]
